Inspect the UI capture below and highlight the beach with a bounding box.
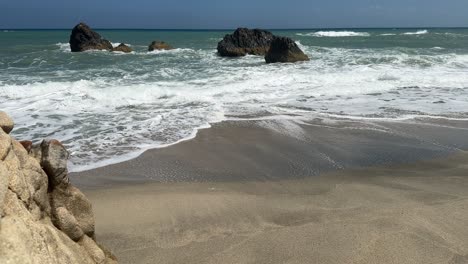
[72,118,468,264]
[3,27,468,263]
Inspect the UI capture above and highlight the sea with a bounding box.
[1,28,468,171]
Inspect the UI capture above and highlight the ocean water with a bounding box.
[1,28,468,171]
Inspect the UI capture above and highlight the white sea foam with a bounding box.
[297,31,370,37]
[3,41,468,172]
[56,42,70,52]
[403,30,429,35]
[380,33,397,36]
[112,42,132,47]
[147,48,195,54]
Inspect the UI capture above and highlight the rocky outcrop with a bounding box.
[0,111,13,134]
[0,112,117,264]
[69,23,113,52]
[148,41,173,51]
[112,43,132,53]
[217,28,274,57]
[265,36,309,63]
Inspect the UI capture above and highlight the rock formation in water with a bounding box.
[112,43,133,53]
[69,23,113,52]
[0,111,117,264]
[217,28,275,57]
[148,41,173,51]
[265,36,310,63]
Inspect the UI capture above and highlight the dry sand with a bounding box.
[73,119,468,264]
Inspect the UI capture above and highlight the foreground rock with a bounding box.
[0,111,13,134]
[69,23,113,52]
[112,43,132,53]
[265,36,310,63]
[0,112,117,263]
[217,28,274,57]
[148,41,173,51]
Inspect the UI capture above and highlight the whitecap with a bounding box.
[55,42,70,52]
[380,33,397,36]
[297,31,370,37]
[147,48,195,54]
[112,42,131,48]
[377,73,400,81]
[403,30,428,35]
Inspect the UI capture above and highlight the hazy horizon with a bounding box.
[3,26,468,30]
[2,0,468,29]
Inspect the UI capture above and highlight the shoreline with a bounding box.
[70,118,468,263]
[69,115,468,174]
[71,117,468,189]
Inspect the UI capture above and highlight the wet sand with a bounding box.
[73,118,468,264]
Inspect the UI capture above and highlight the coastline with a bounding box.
[71,118,468,264]
[71,117,468,188]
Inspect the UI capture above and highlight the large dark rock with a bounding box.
[217,28,274,57]
[112,43,132,53]
[265,37,310,63]
[148,41,173,51]
[69,23,113,52]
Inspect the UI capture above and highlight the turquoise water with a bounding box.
[1,28,468,171]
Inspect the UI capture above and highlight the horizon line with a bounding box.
[2,26,468,31]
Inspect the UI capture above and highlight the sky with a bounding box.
[1,0,468,29]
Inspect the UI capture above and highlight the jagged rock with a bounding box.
[0,129,12,161]
[0,163,8,217]
[217,28,274,57]
[148,41,173,51]
[69,23,113,52]
[0,111,14,134]
[40,139,70,189]
[0,112,117,263]
[51,184,95,238]
[54,207,85,241]
[19,140,33,152]
[79,235,106,264]
[112,43,132,53]
[265,36,310,63]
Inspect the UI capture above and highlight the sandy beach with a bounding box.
[71,118,468,264]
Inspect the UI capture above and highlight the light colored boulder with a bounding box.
[54,207,84,241]
[0,130,12,161]
[0,111,14,134]
[79,235,106,264]
[51,185,95,238]
[0,215,97,264]
[0,163,9,217]
[0,113,117,263]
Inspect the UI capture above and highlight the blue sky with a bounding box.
[2,0,468,29]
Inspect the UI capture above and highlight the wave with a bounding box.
[56,42,133,52]
[56,42,70,52]
[147,48,195,54]
[3,45,468,172]
[112,42,132,47]
[380,33,397,36]
[403,30,428,35]
[297,31,370,37]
